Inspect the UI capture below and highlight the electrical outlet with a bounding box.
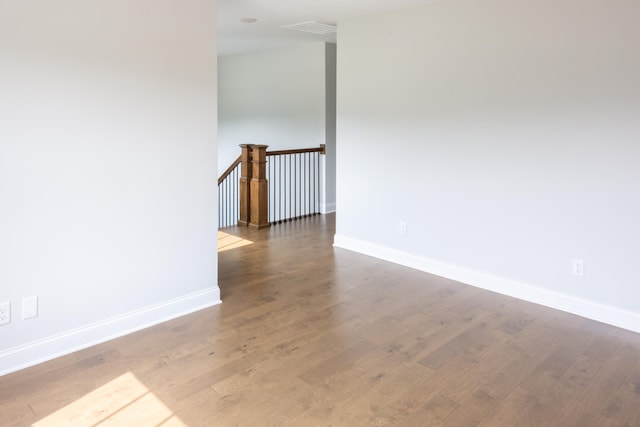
[400,222,408,236]
[0,301,10,326]
[572,258,584,277]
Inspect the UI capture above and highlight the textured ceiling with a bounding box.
[218,0,438,56]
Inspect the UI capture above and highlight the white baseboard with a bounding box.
[322,201,336,214]
[0,287,221,377]
[333,234,640,334]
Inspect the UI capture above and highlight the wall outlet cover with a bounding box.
[572,258,584,277]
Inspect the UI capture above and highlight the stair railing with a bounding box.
[217,154,241,228]
[267,145,325,224]
[218,144,325,229]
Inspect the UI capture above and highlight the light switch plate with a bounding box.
[23,296,38,320]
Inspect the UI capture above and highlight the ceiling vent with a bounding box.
[280,21,337,36]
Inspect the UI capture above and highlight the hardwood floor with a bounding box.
[2,213,640,426]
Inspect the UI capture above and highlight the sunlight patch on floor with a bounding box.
[218,230,253,252]
[33,372,187,426]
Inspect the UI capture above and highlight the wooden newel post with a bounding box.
[238,144,252,226]
[249,145,270,229]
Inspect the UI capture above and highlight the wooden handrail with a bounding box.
[266,144,325,157]
[218,145,325,185]
[218,144,326,185]
[218,154,241,186]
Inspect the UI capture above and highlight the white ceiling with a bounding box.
[218,0,437,56]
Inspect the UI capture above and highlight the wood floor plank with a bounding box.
[2,213,640,426]
[517,320,596,395]
[559,347,640,426]
[440,311,582,424]
[417,309,509,370]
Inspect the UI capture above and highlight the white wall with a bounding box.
[335,0,640,331]
[218,43,336,212]
[325,43,338,213]
[0,0,219,375]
